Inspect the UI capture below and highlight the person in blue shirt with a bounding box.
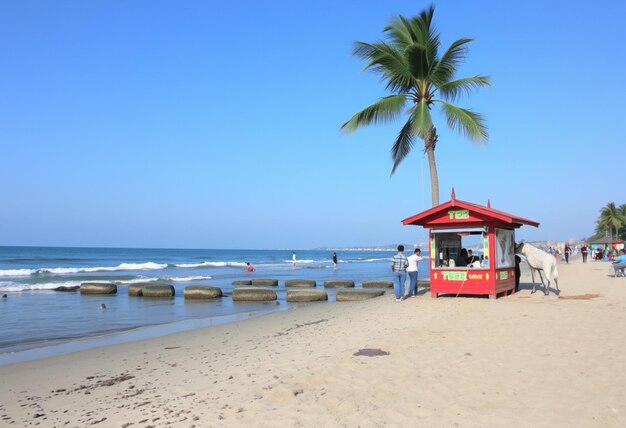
[612,249,626,277]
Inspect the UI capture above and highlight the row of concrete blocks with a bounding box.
[77,282,388,302]
[234,279,431,288]
[232,279,398,288]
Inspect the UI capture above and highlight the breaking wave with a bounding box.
[0,275,212,292]
[174,261,247,268]
[0,278,160,292]
[0,262,168,277]
[165,276,213,282]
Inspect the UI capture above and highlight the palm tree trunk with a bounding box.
[424,127,439,206]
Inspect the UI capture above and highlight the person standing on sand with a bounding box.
[581,244,588,263]
[332,252,338,269]
[406,248,424,298]
[391,245,409,302]
[514,254,521,292]
[292,251,297,268]
[564,245,572,264]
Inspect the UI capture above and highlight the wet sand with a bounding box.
[1,258,625,427]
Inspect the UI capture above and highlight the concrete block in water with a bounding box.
[232,280,252,285]
[323,280,355,288]
[336,289,385,301]
[285,279,317,287]
[184,286,223,299]
[127,282,154,296]
[54,286,80,292]
[232,287,277,301]
[80,283,117,295]
[250,279,278,286]
[361,280,393,289]
[142,284,175,298]
[286,289,328,302]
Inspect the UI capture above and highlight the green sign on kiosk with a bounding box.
[447,209,469,220]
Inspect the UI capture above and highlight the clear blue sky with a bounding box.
[1,0,625,249]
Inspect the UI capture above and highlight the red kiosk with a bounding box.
[402,190,539,299]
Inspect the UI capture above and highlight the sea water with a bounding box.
[0,246,430,363]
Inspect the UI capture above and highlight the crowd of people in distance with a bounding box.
[546,243,625,277]
[593,246,622,261]
[544,244,624,264]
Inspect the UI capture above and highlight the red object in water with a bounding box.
[402,192,538,299]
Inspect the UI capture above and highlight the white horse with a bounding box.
[515,242,560,296]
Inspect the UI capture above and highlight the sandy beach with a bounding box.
[1,258,625,427]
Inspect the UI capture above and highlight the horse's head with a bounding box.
[515,241,526,253]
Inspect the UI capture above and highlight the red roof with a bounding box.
[401,193,539,228]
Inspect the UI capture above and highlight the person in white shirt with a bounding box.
[406,248,424,298]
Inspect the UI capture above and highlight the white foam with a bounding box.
[166,276,213,282]
[0,262,168,277]
[175,261,246,268]
[175,262,213,268]
[0,281,72,291]
[0,278,161,292]
[123,278,160,285]
[0,269,34,277]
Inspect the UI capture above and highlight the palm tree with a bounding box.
[619,204,626,240]
[596,202,624,240]
[341,5,491,206]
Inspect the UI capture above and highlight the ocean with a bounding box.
[0,246,430,364]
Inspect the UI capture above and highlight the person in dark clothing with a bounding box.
[564,245,572,264]
[515,254,521,292]
[467,249,479,264]
[455,248,469,267]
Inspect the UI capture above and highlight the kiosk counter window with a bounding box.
[431,227,489,269]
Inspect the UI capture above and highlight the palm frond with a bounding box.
[391,119,416,174]
[419,4,436,29]
[411,101,433,138]
[438,76,492,102]
[405,43,429,80]
[353,41,414,92]
[383,15,416,47]
[340,94,408,134]
[437,101,488,143]
[431,38,472,85]
[599,202,624,229]
[412,5,440,68]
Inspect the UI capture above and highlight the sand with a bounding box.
[1,258,625,427]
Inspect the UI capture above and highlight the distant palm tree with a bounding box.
[619,204,626,240]
[596,202,624,239]
[341,5,491,206]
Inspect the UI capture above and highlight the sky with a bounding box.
[1,0,625,249]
